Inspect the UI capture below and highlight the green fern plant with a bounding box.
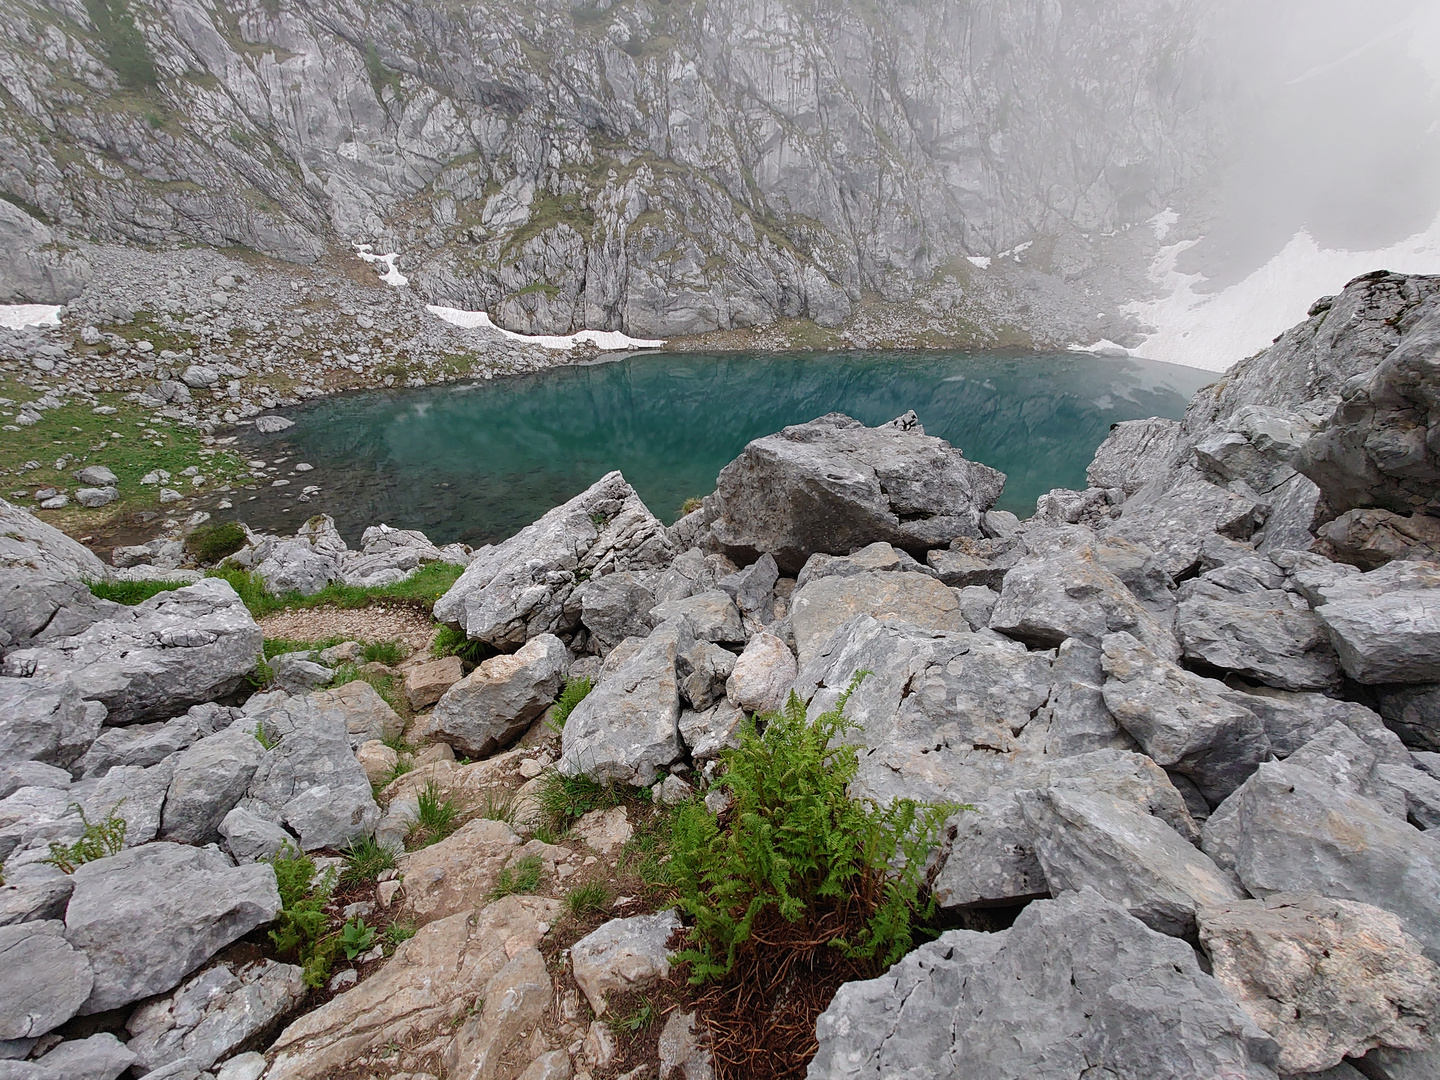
[44,805,127,872]
[546,675,593,732]
[668,673,956,984]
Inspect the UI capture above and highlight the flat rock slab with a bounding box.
[266,896,559,1080]
[571,910,682,1014]
[1177,581,1340,691]
[1199,894,1440,1074]
[404,655,465,711]
[0,919,93,1040]
[789,571,966,668]
[63,842,280,1014]
[396,817,523,922]
[809,887,1279,1080]
[1309,560,1440,684]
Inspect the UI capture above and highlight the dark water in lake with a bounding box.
[227,350,1211,547]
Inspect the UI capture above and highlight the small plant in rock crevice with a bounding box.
[547,675,594,732]
[432,623,489,664]
[406,780,460,848]
[488,854,544,900]
[267,846,337,988]
[534,767,628,835]
[340,917,378,960]
[340,835,397,885]
[44,806,127,872]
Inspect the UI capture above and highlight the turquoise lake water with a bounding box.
[231,350,1212,547]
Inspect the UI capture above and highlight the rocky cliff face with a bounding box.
[0,0,1217,334]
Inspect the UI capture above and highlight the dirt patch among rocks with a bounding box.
[259,604,439,653]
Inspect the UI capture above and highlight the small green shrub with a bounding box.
[547,676,593,732]
[564,881,613,919]
[679,496,704,516]
[668,674,955,985]
[488,855,543,900]
[432,623,488,664]
[267,847,336,988]
[407,781,459,848]
[383,920,417,950]
[340,836,397,885]
[87,578,186,605]
[361,640,404,666]
[185,521,247,564]
[606,997,657,1035]
[44,806,127,872]
[534,768,624,835]
[340,917,378,960]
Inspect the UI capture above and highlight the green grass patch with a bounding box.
[207,562,464,619]
[87,578,186,605]
[340,836,397,886]
[83,0,157,88]
[488,854,544,900]
[361,640,404,666]
[668,675,956,985]
[534,768,631,835]
[407,781,460,849]
[185,521,247,564]
[563,880,613,919]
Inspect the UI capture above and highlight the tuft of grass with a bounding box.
[680,496,704,516]
[407,780,460,849]
[547,676,593,732]
[361,640,404,666]
[476,790,515,825]
[340,835,397,885]
[432,623,489,664]
[383,920,416,951]
[185,521,247,564]
[534,768,625,835]
[87,578,186,605]
[668,674,957,985]
[208,562,465,620]
[564,881,613,919]
[44,806,127,873]
[488,854,543,900]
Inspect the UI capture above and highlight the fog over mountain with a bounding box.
[1,0,1436,366]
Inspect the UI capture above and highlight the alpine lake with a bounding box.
[225,350,1213,547]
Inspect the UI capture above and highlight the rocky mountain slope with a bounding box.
[2,270,1440,1080]
[0,0,1218,337]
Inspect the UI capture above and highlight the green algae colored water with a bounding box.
[233,350,1212,548]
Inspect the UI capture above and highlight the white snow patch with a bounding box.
[1148,209,1179,242]
[0,304,63,329]
[1126,210,1440,373]
[426,306,665,351]
[996,241,1033,261]
[966,256,991,270]
[1068,339,1131,359]
[355,244,408,287]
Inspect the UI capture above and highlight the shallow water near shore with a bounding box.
[228,350,1212,548]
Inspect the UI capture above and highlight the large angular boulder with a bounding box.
[160,725,265,845]
[1018,780,1242,937]
[1019,639,1134,756]
[63,843,281,1014]
[560,620,689,786]
[1085,417,1183,495]
[796,616,1052,807]
[124,958,306,1074]
[1100,631,1270,804]
[726,632,796,715]
[989,534,1178,658]
[1105,468,1268,579]
[0,919,93,1039]
[266,896,559,1080]
[435,472,673,649]
[577,571,657,656]
[570,910,682,1015]
[426,633,569,759]
[1198,894,1440,1074]
[1223,760,1440,961]
[1297,303,1440,517]
[0,578,262,725]
[809,888,1279,1080]
[395,818,528,922]
[0,497,111,581]
[0,1033,135,1080]
[1306,560,1440,684]
[243,694,381,850]
[788,570,966,667]
[1377,684,1440,752]
[1176,576,1340,691]
[0,677,99,768]
[76,702,239,778]
[443,946,552,1080]
[0,571,117,653]
[705,412,1005,573]
[82,760,172,846]
[1225,683,1401,760]
[308,678,404,748]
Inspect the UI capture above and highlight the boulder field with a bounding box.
[3,270,1440,1079]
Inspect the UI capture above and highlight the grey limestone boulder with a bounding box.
[725,632,796,715]
[716,551,779,627]
[268,652,333,694]
[426,633,569,759]
[1224,760,1440,962]
[1101,631,1270,804]
[0,677,98,768]
[0,1033,135,1080]
[788,570,966,668]
[1018,779,1242,937]
[1105,468,1268,579]
[706,413,1005,574]
[1086,417,1183,496]
[1199,894,1440,1075]
[795,541,932,588]
[307,679,403,749]
[0,579,261,725]
[125,958,306,1074]
[1228,683,1403,760]
[254,540,340,597]
[243,695,381,850]
[160,726,265,845]
[989,533,1178,658]
[76,702,239,779]
[0,920,93,1040]
[1377,685,1440,752]
[0,497,111,581]
[578,571,657,656]
[63,843,281,1013]
[678,700,746,763]
[0,874,72,926]
[1307,560,1440,684]
[570,909,681,1015]
[83,760,172,846]
[560,619,690,786]
[808,887,1279,1080]
[434,471,674,649]
[650,589,744,645]
[0,571,117,653]
[219,805,297,863]
[676,639,736,712]
[1020,639,1134,756]
[0,760,69,800]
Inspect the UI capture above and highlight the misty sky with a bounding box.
[1184,0,1440,288]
